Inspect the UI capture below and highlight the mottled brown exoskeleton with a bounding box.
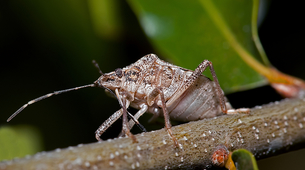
[7,54,249,146]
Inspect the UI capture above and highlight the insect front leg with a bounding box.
[118,104,148,137]
[95,108,124,141]
[95,91,130,141]
[95,89,137,142]
[127,104,148,131]
[121,98,137,142]
[115,89,137,143]
[148,87,179,147]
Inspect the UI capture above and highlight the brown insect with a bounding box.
[7,54,249,146]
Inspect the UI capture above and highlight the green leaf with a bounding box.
[127,0,267,93]
[231,149,259,170]
[0,126,43,161]
[88,0,123,40]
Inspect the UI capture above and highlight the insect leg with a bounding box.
[105,88,146,132]
[118,104,148,137]
[128,104,148,131]
[227,108,250,114]
[95,108,124,141]
[205,61,230,114]
[127,113,147,132]
[95,90,131,141]
[121,97,137,143]
[183,60,227,113]
[115,89,137,143]
[148,87,179,147]
[186,60,250,114]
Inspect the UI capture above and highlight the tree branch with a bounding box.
[1,98,305,170]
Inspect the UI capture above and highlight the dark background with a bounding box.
[0,0,304,169]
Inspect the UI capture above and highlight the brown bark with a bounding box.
[1,98,305,170]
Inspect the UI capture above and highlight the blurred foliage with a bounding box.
[88,0,122,40]
[0,126,43,161]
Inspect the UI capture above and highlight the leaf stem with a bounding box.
[199,0,271,79]
[251,0,271,67]
[199,0,305,90]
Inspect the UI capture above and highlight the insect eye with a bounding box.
[115,68,123,78]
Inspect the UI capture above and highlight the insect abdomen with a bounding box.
[168,75,226,121]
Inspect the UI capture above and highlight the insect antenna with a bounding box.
[8,82,146,132]
[92,60,103,75]
[8,60,146,134]
[7,84,96,122]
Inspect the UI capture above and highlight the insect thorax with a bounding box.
[98,54,191,107]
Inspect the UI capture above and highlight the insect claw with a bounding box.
[173,137,180,148]
[95,133,102,141]
[166,128,180,148]
[132,136,138,143]
[126,131,138,143]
